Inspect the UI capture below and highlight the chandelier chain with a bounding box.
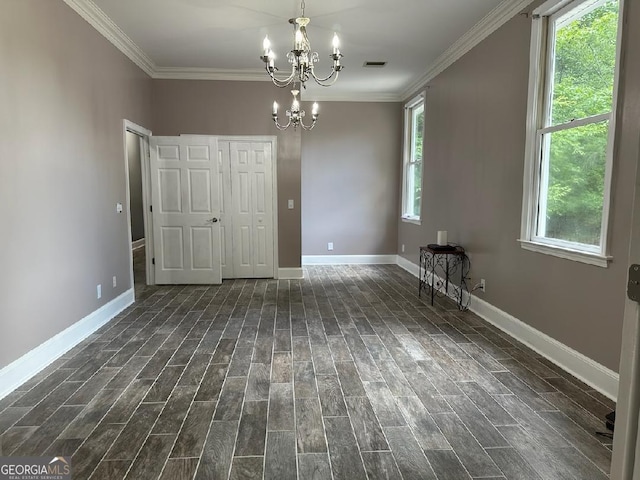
[301,0,306,16]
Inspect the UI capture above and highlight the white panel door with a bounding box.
[230,141,274,278]
[149,136,222,285]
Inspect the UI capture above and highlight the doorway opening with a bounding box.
[123,120,153,300]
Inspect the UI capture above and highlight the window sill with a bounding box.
[518,239,612,268]
[401,216,421,226]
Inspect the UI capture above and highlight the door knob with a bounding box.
[208,217,219,223]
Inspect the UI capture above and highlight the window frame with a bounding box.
[519,0,623,267]
[401,92,426,225]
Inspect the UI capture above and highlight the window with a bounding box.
[402,94,425,223]
[520,0,621,266]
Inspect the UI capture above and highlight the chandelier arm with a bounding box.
[273,117,292,130]
[299,114,318,130]
[271,76,296,88]
[267,67,298,88]
[310,68,340,87]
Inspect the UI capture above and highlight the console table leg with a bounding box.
[431,260,435,306]
[418,261,422,297]
[445,257,450,299]
[459,258,464,309]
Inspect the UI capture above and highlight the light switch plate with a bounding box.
[116,203,123,213]
[287,199,294,209]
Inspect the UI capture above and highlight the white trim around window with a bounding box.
[401,92,425,224]
[519,0,624,267]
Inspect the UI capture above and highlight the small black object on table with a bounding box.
[419,244,468,310]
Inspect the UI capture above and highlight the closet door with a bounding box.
[230,141,274,278]
[149,136,222,285]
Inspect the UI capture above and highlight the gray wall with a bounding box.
[151,80,302,268]
[126,132,145,242]
[0,1,153,368]
[398,0,640,372]
[301,102,402,256]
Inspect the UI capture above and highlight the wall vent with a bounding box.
[363,61,387,68]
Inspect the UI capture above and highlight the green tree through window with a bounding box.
[412,107,424,216]
[403,95,424,220]
[539,0,618,246]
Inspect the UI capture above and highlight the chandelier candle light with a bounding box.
[260,0,343,88]
[272,88,319,131]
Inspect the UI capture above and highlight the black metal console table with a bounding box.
[419,245,468,310]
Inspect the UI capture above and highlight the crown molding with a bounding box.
[62,0,155,77]
[153,69,401,100]
[153,67,271,82]
[400,0,534,100]
[302,92,403,103]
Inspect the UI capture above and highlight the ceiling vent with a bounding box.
[363,61,387,68]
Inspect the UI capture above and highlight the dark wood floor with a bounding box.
[0,262,615,479]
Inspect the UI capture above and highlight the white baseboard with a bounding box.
[398,258,619,401]
[278,268,304,280]
[302,254,398,265]
[470,296,619,401]
[397,255,420,277]
[132,238,145,250]
[0,289,135,400]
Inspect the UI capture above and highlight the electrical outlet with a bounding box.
[113,276,117,288]
[97,284,102,299]
[480,278,486,292]
[328,242,334,251]
[401,244,405,253]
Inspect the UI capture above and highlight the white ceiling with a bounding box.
[84,0,525,100]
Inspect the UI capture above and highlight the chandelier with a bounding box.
[272,88,319,131]
[260,0,343,88]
